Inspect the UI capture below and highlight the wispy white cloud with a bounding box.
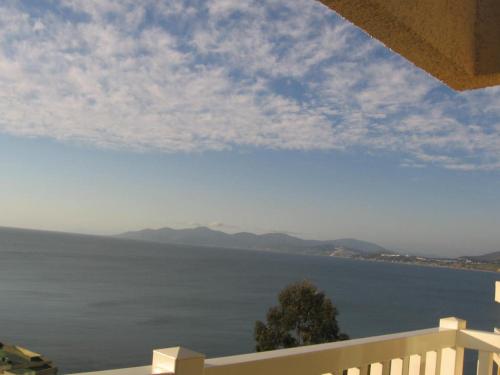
[0,0,499,170]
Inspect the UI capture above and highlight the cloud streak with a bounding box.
[0,0,499,170]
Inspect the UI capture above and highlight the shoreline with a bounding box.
[328,254,500,274]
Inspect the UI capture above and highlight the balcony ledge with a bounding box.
[319,0,500,91]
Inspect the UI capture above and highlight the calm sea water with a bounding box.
[0,227,499,374]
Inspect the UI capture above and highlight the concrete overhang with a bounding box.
[319,0,500,91]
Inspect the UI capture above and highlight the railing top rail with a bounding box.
[206,327,448,367]
[458,329,500,352]
[73,319,500,375]
[202,327,460,375]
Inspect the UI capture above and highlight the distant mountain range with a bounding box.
[0,225,497,271]
[116,226,388,256]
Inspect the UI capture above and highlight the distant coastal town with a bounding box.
[328,249,500,273]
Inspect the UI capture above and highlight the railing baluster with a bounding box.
[347,365,369,375]
[409,354,421,375]
[371,362,383,375]
[391,359,404,375]
[425,351,438,375]
[436,347,443,375]
[477,351,493,375]
[440,348,457,375]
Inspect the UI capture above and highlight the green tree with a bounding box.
[254,280,349,351]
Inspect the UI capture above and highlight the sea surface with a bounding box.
[0,227,499,374]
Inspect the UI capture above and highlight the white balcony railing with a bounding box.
[71,317,500,375]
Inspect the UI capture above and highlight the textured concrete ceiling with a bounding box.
[320,0,500,91]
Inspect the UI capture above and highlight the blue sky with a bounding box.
[1,0,500,256]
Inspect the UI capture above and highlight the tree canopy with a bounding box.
[254,280,349,351]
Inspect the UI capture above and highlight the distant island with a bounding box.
[117,226,500,272]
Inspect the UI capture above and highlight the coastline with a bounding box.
[328,254,500,274]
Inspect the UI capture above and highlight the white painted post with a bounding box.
[152,347,205,375]
[495,282,500,335]
[439,317,467,375]
[495,282,500,304]
[492,281,500,375]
